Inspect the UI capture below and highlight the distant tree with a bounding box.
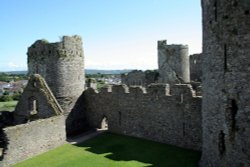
[96,80,106,90]
[0,73,9,82]
[3,91,9,96]
[0,95,13,102]
[0,73,28,82]
[12,93,21,100]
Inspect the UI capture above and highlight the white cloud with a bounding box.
[0,62,27,71]
[8,62,20,68]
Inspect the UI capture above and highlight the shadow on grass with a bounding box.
[75,133,201,167]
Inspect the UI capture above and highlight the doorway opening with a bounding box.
[100,116,108,130]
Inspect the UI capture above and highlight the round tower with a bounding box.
[157,40,190,84]
[27,35,85,113]
[201,0,250,166]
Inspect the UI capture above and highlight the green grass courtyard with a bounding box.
[0,101,17,112]
[13,133,201,167]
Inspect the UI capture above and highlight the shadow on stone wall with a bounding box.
[0,111,13,163]
[0,112,14,128]
[66,92,92,137]
[0,128,9,162]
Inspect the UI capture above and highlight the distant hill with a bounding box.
[2,71,27,75]
[1,69,134,75]
[85,69,134,74]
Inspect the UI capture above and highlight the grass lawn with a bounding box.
[13,133,201,167]
[0,101,17,112]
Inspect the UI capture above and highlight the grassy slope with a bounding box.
[13,133,201,167]
[0,101,17,112]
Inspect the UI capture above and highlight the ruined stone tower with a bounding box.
[27,35,85,113]
[157,40,190,84]
[190,53,202,82]
[201,0,250,166]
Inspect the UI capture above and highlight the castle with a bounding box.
[0,0,250,166]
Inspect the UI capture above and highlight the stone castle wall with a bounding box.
[121,70,146,86]
[27,35,85,113]
[121,70,159,86]
[81,84,202,151]
[0,116,66,167]
[2,0,248,166]
[158,40,190,84]
[201,0,250,166]
[190,53,202,82]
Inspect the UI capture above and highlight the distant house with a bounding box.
[0,81,11,89]
[121,70,159,86]
[10,80,27,94]
[12,80,28,88]
[8,87,23,96]
[0,80,27,96]
[0,88,4,96]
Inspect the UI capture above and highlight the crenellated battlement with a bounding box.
[82,83,202,151]
[28,35,83,59]
[85,83,198,98]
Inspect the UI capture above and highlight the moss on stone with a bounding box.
[41,39,49,44]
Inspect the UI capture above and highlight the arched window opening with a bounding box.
[100,116,108,130]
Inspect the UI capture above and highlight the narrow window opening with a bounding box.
[224,44,228,72]
[225,99,238,140]
[183,123,185,137]
[28,96,38,116]
[180,94,184,103]
[245,10,249,15]
[230,99,238,132]
[119,112,122,126]
[218,130,226,157]
[214,1,218,21]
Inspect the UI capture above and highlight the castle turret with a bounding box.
[190,53,202,82]
[157,40,190,84]
[27,35,85,113]
[201,0,250,166]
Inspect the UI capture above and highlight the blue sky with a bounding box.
[0,0,201,71]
